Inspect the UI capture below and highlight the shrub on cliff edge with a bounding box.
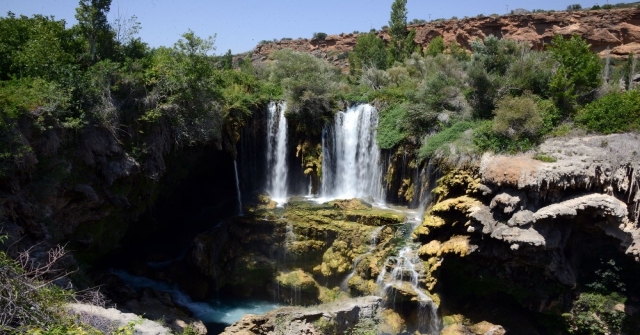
[576,90,640,134]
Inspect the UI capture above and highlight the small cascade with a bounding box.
[341,226,385,291]
[233,160,243,215]
[266,102,288,205]
[375,161,443,334]
[377,245,441,334]
[321,104,384,201]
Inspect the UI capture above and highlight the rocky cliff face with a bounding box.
[249,8,640,70]
[413,133,640,332]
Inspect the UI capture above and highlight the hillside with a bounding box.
[250,7,640,70]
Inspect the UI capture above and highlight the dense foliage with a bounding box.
[577,90,640,134]
[0,2,638,333]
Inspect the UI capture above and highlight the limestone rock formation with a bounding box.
[220,296,382,335]
[67,303,174,335]
[416,132,640,302]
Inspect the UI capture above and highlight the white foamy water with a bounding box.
[321,104,384,202]
[266,102,288,206]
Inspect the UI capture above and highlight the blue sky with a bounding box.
[2,0,610,55]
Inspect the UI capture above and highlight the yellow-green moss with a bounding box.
[432,169,482,201]
[430,195,482,214]
[275,270,318,291]
[379,309,407,334]
[327,198,372,210]
[346,275,378,296]
[318,286,348,303]
[419,240,442,256]
[442,314,471,327]
[397,178,415,202]
[318,240,353,277]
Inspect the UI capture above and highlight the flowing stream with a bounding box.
[112,269,280,333]
[321,104,384,202]
[266,102,288,205]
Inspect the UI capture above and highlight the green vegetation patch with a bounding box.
[419,121,476,159]
[577,90,640,134]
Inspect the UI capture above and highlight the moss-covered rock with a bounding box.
[190,197,402,304]
[275,270,320,305]
[327,198,372,210]
[379,309,407,335]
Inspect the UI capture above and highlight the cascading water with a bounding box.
[377,245,441,334]
[266,102,288,205]
[375,161,442,334]
[341,226,385,291]
[321,104,384,201]
[233,160,243,215]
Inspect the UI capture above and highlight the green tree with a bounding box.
[425,36,445,57]
[348,32,389,73]
[221,49,233,70]
[0,13,78,80]
[467,36,528,118]
[268,49,339,135]
[388,0,416,61]
[74,0,114,62]
[547,34,602,114]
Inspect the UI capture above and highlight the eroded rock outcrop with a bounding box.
[413,133,640,331]
[220,296,382,335]
[248,8,640,71]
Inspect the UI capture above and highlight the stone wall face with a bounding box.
[246,8,640,71]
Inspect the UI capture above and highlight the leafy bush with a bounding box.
[467,36,527,118]
[377,105,408,149]
[361,66,391,91]
[563,292,626,335]
[576,90,640,134]
[473,120,537,153]
[312,32,328,41]
[548,34,602,113]
[425,36,445,57]
[492,94,543,139]
[348,32,390,72]
[567,4,582,10]
[504,50,554,97]
[0,241,74,333]
[268,49,339,135]
[419,121,476,158]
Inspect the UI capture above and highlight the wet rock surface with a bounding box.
[220,296,382,335]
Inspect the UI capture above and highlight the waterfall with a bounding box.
[233,160,243,215]
[266,102,288,205]
[321,104,384,201]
